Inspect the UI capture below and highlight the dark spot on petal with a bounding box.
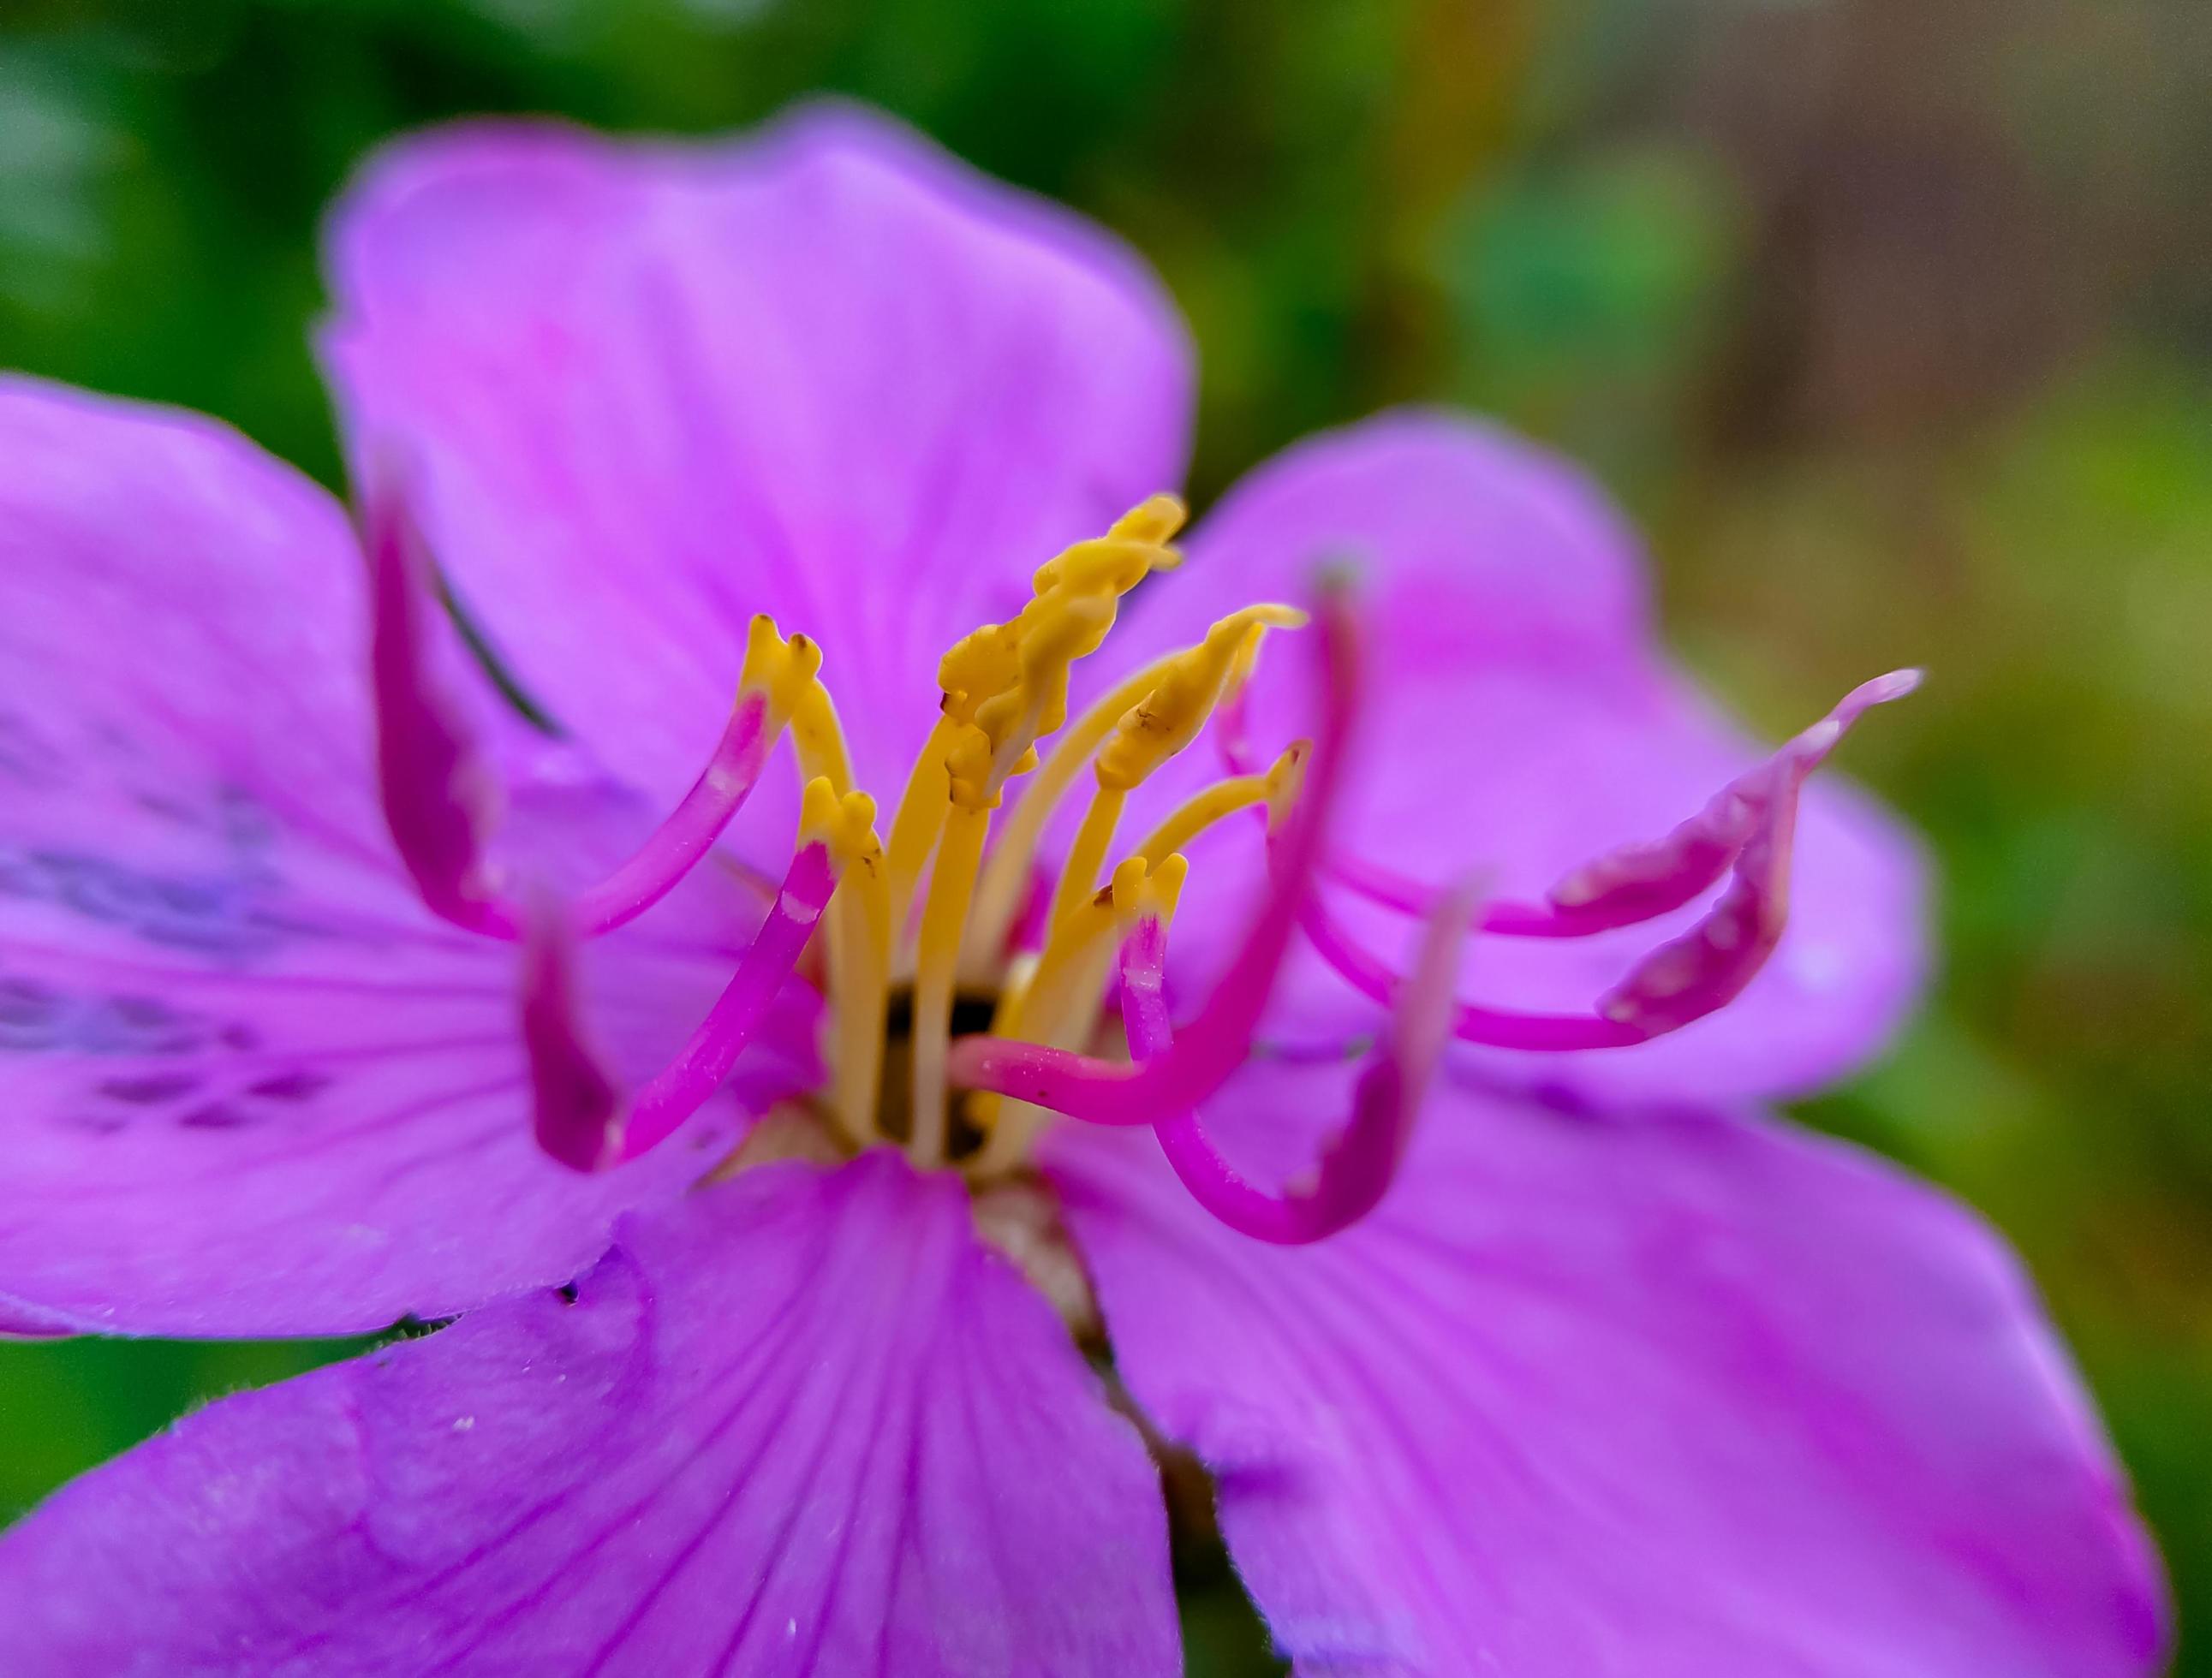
[132,789,202,825]
[178,1101,252,1130]
[75,993,210,1056]
[0,847,287,963]
[0,977,64,1049]
[97,1071,203,1105]
[557,1282,580,1304]
[246,1068,329,1104]
[110,996,176,1028]
[60,1110,129,1135]
[220,1021,263,1052]
[216,785,275,851]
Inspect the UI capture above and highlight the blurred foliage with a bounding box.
[0,0,2206,1669]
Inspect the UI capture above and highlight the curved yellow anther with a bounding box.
[932,498,1187,812]
[1094,604,1304,793]
[738,615,826,727]
[738,616,855,797]
[962,604,1302,978]
[799,780,880,863]
[943,720,1004,813]
[1135,850,1189,924]
[937,623,1022,729]
[1105,491,1188,551]
[1266,738,1312,834]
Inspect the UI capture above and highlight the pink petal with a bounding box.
[0,379,804,1336]
[1112,411,1928,1104]
[0,1155,1178,1676]
[1046,1069,2167,1675]
[321,103,1195,870]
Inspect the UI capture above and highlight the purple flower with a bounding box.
[0,104,2167,1674]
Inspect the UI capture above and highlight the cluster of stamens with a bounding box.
[363,473,1915,1243]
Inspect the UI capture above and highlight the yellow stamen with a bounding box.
[1264,737,1310,833]
[1094,605,1304,793]
[963,652,1178,979]
[967,854,1188,1178]
[712,503,1310,1178]
[948,497,1186,809]
[907,800,990,1165]
[1132,773,1264,861]
[1038,605,1303,943]
[788,668,853,794]
[1128,741,1306,861]
[799,782,891,1148]
[1045,785,1127,937]
[885,713,958,934]
[737,614,825,730]
[964,602,1303,973]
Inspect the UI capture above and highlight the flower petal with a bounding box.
[1047,1066,2167,1676]
[1118,410,1927,1104]
[0,1154,1178,1677]
[0,379,799,1336]
[322,103,1195,862]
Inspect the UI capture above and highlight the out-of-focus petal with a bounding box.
[321,103,1195,864]
[0,1154,1178,1678]
[0,379,803,1336]
[1047,1065,2167,1677]
[1116,410,1927,1105]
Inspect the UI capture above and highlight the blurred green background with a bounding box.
[1,0,2205,1669]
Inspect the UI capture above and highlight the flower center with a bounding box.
[746,493,1308,1176]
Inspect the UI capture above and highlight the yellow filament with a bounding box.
[798,783,891,1148]
[884,713,959,937]
[1045,785,1127,937]
[787,670,853,794]
[963,602,1301,977]
[907,801,989,1166]
[962,652,1178,979]
[1132,773,1267,862]
[1264,737,1310,833]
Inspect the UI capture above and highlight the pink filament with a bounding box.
[1122,879,1472,1244]
[365,467,511,937]
[619,842,837,1161]
[519,898,623,1172]
[1299,893,1647,1050]
[565,693,774,937]
[1331,670,1920,943]
[1294,669,1921,1050]
[945,580,1362,1125]
[364,470,778,943]
[520,842,838,1173]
